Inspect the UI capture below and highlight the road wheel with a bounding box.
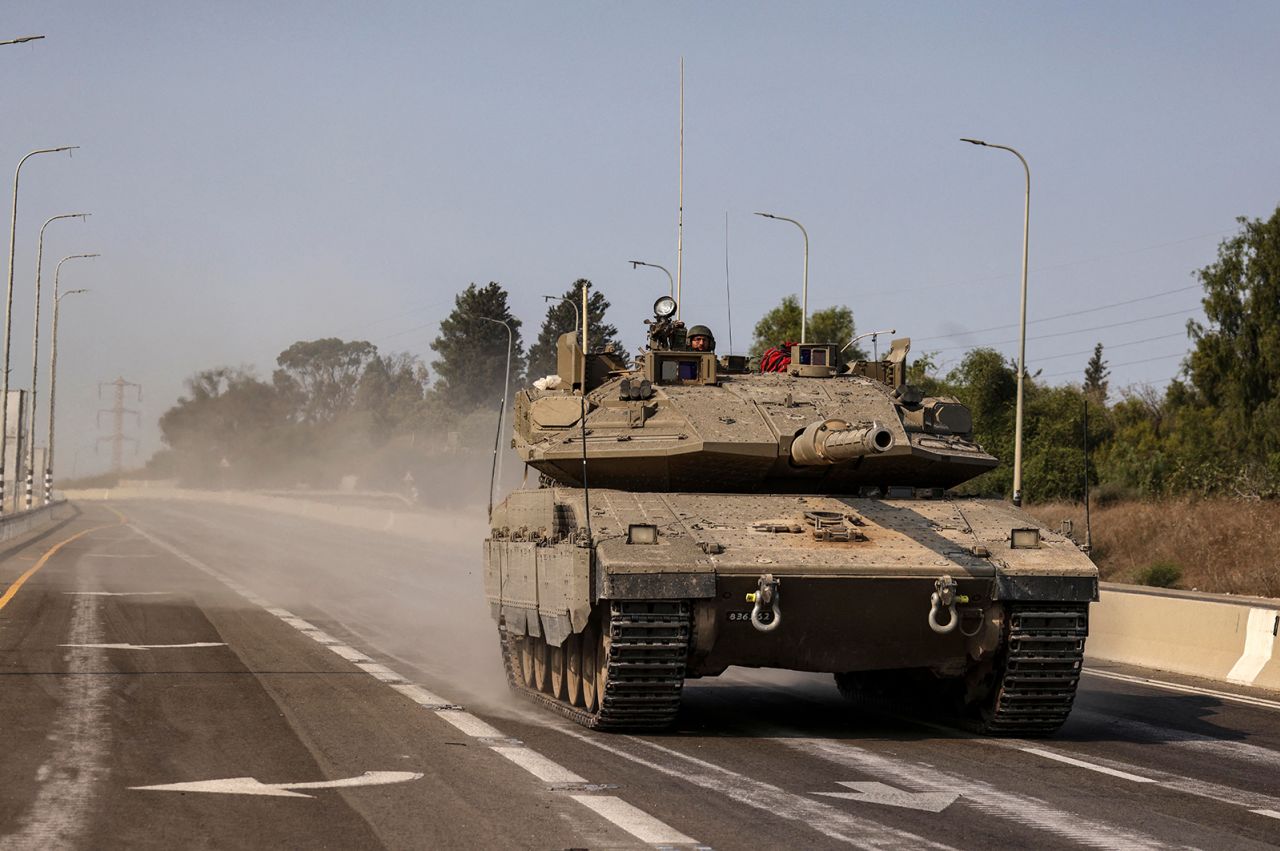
[565,633,584,707]
[549,641,567,701]
[595,620,611,711]
[518,637,535,687]
[532,636,549,693]
[580,622,599,713]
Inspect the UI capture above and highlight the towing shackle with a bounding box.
[745,573,782,633]
[928,574,964,635]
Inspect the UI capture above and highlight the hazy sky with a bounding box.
[5,2,1278,475]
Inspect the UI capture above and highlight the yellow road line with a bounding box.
[0,509,129,612]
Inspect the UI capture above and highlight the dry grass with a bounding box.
[1027,498,1280,600]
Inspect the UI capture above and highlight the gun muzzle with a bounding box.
[790,419,895,466]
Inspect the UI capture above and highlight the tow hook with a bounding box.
[928,575,968,635]
[745,573,781,633]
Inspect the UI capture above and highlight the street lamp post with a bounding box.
[754,212,810,344]
[470,315,513,519]
[542,294,580,334]
[628,260,674,298]
[47,256,95,503]
[961,137,1031,507]
[27,214,90,508]
[2,145,78,513]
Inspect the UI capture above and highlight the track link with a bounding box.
[501,600,690,730]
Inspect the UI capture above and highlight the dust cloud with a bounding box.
[105,450,533,719]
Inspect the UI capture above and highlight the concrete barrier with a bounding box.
[1089,582,1280,690]
[0,499,75,544]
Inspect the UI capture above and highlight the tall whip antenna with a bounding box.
[724,211,733,354]
[676,57,684,320]
[579,279,592,548]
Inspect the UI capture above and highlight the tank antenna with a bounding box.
[579,280,593,547]
[676,56,684,321]
[724,211,733,354]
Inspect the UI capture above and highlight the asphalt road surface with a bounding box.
[2,500,1279,849]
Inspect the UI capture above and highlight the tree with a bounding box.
[1185,208,1280,462]
[1083,342,1110,400]
[273,338,379,424]
[748,295,866,363]
[526,280,622,380]
[430,282,526,412]
[354,352,431,437]
[158,367,292,486]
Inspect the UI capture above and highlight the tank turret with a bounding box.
[514,297,997,493]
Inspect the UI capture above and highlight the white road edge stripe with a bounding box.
[1085,668,1280,710]
[571,795,697,845]
[1019,747,1155,783]
[126,521,697,848]
[1252,809,1280,820]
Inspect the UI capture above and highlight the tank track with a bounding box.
[500,600,690,730]
[979,602,1089,734]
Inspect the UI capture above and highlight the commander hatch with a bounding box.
[640,296,719,386]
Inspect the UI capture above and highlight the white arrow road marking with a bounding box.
[63,591,170,596]
[59,642,226,650]
[132,770,424,798]
[1253,809,1280,820]
[815,781,959,813]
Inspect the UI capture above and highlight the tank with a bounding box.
[484,295,1098,734]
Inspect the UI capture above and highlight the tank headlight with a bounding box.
[627,523,659,544]
[1010,528,1041,549]
[654,296,677,318]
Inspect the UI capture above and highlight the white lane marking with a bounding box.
[357,662,407,683]
[560,728,959,849]
[1253,809,1280,819]
[59,642,226,650]
[815,781,959,812]
[132,770,424,798]
[493,747,587,784]
[1019,747,1155,783]
[63,591,170,596]
[434,710,505,739]
[328,644,372,663]
[570,795,697,846]
[1227,608,1278,685]
[9,593,111,848]
[1085,668,1280,710]
[127,520,698,848]
[78,553,157,559]
[781,738,1168,850]
[389,683,456,709]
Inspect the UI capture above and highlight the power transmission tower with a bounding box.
[97,377,141,473]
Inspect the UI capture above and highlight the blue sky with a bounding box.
[4,2,1278,473]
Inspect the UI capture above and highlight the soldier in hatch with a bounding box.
[687,325,715,352]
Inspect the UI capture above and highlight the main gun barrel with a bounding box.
[790,419,895,466]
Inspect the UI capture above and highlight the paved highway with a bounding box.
[2,500,1279,849]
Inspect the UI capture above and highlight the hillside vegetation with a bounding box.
[1027,499,1279,599]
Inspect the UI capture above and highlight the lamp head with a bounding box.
[960,138,988,147]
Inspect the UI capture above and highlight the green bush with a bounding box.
[1136,561,1182,588]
